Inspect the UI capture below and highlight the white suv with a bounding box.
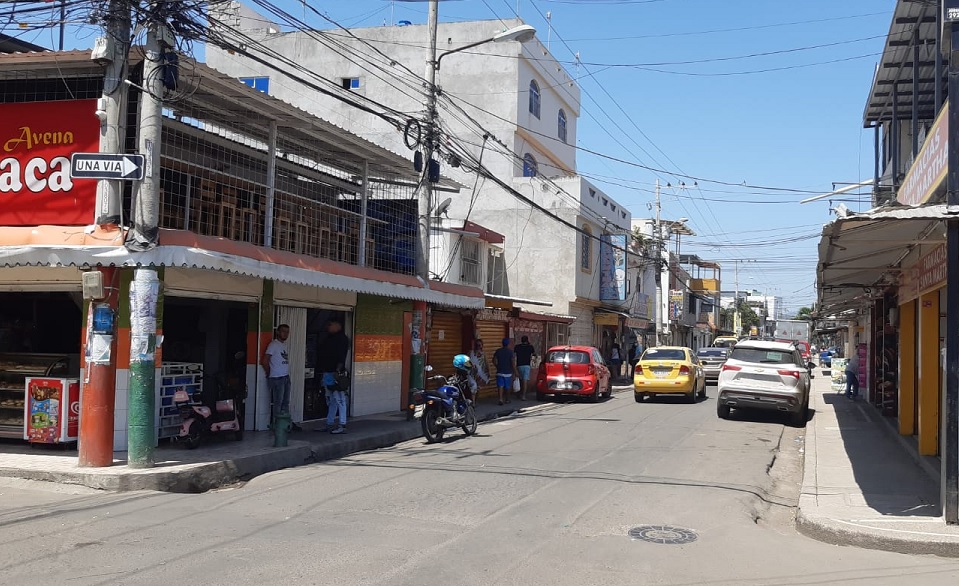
[716,340,812,426]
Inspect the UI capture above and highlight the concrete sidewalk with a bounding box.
[0,386,631,493]
[797,368,959,557]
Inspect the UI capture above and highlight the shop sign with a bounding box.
[476,308,510,322]
[917,243,947,292]
[594,312,620,326]
[599,233,627,301]
[898,103,948,206]
[625,317,648,329]
[634,292,650,319]
[511,319,544,334]
[0,100,100,225]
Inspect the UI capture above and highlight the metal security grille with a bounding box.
[460,238,480,285]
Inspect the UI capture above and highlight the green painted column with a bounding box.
[128,268,160,468]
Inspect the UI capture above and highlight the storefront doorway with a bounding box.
[276,306,352,423]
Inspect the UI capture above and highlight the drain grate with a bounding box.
[628,525,697,544]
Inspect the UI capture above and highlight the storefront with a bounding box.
[474,307,510,398]
[272,282,356,425]
[0,268,83,440]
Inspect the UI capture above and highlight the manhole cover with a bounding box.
[628,525,697,544]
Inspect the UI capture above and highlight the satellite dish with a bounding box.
[434,197,452,217]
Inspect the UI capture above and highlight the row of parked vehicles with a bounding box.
[629,337,813,426]
[415,335,813,444]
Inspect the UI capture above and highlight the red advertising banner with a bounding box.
[0,100,100,225]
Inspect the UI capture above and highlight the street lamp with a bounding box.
[416,2,536,282]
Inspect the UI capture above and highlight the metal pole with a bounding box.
[654,179,662,347]
[59,0,65,51]
[358,159,369,267]
[874,125,881,206]
[942,23,959,524]
[913,28,920,158]
[94,0,129,226]
[415,0,438,283]
[128,267,159,468]
[264,120,277,247]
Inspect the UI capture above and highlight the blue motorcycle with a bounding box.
[411,368,477,443]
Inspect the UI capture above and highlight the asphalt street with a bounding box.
[2,389,959,585]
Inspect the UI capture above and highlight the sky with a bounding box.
[5,0,894,316]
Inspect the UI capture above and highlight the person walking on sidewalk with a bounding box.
[627,342,638,378]
[845,351,860,400]
[610,343,623,380]
[493,338,517,406]
[261,324,291,423]
[469,339,490,401]
[318,320,351,434]
[513,335,536,401]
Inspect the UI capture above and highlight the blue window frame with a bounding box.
[558,109,567,142]
[523,153,538,177]
[529,80,541,118]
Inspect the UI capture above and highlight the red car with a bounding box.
[535,345,612,402]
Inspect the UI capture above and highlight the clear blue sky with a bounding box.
[15,0,893,315]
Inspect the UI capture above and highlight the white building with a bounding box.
[206,10,633,349]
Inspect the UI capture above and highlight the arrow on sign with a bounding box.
[70,153,145,181]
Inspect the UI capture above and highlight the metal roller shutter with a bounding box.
[429,312,464,387]
[476,320,508,399]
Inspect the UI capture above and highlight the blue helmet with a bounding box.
[453,354,473,370]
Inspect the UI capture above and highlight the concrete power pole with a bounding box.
[653,179,663,347]
[126,16,168,468]
[94,0,130,226]
[79,0,130,469]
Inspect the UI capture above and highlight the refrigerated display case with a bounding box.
[0,353,74,440]
[24,377,80,443]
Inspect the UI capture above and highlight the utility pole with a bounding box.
[126,14,168,468]
[416,0,438,283]
[79,0,130,469]
[409,0,440,401]
[653,179,663,347]
[733,260,741,336]
[94,0,129,226]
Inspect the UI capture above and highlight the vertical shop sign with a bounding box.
[0,100,100,225]
[599,234,627,301]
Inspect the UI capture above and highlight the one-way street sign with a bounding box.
[70,153,145,180]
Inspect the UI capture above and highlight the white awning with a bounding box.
[817,204,954,314]
[0,245,485,309]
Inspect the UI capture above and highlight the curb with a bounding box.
[795,507,959,558]
[795,383,959,557]
[0,387,632,493]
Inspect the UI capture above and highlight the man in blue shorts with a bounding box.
[493,338,517,406]
[513,336,537,401]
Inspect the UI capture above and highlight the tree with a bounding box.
[719,300,760,335]
[795,306,813,320]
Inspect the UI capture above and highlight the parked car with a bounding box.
[711,336,739,349]
[716,340,813,426]
[633,346,706,403]
[535,345,612,402]
[696,347,729,383]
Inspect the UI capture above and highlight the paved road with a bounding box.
[3,390,959,585]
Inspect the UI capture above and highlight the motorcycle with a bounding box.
[174,377,243,449]
[411,367,478,443]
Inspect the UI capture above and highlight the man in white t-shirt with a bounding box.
[261,324,291,418]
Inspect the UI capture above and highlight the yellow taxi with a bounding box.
[634,346,706,403]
